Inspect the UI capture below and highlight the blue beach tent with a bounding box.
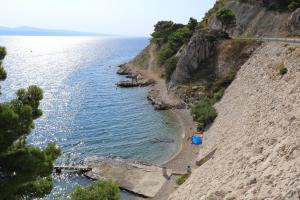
[192,135,202,145]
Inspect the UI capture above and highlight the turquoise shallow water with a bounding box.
[0,36,181,199]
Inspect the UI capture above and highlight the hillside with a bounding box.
[207,0,300,37]
[169,42,300,200]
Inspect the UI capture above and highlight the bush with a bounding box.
[216,8,236,32]
[158,44,175,65]
[151,21,184,46]
[168,27,192,50]
[187,17,198,32]
[158,27,193,65]
[70,180,120,200]
[279,67,288,75]
[212,88,225,103]
[176,174,190,185]
[164,56,178,81]
[288,1,300,11]
[0,47,6,60]
[191,99,217,129]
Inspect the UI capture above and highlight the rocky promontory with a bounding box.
[147,89,186,110]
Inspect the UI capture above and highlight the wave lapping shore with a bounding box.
[116,54,202,199]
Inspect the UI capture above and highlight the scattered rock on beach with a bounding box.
[116,79,155,88]
[147,89,186,110]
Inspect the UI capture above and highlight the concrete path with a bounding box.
[84,159,172,198]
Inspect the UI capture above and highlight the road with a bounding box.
[237,37,300,43]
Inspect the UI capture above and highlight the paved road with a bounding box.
[237,37,300,44]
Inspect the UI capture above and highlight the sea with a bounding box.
[0,36,181,199]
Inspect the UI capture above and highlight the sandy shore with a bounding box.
[118,63,201,199]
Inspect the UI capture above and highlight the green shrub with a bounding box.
[158,27,193,65]
[70,180,120,200]
[0,47,6,60]
[216,8,236,32]
[191,99,217,129]
[279,67,288,75]
[212,88,225,103]
[151,21,184,46]
[158,44,175,65]
[187,17,198,32]
[164,56,178,81]
[288,1,300,11]
[168,27,192,50]
[0,65,7,81]
[176,174,190,185]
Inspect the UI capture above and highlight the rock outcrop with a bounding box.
[169,43,300,200]
[170,29,229,86]
[147,89,186,110]
[289,8,300,33]
[209,0,292,37]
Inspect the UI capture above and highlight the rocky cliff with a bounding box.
[169,43,300,200]
[169,30,229,86]
[208,0,300,37]
[169,29,260,87]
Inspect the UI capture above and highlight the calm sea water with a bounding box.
[0,36,180,199]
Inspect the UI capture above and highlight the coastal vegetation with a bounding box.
[0,47,61,199]
[176,173,191,185]
[216,8,236,31]
[164,56,178,81]
[278,62,288,75]
[191,98,217,129]
[70,180,120,200]
[151,18,199,80]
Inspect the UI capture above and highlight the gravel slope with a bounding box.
[169,42,300,200]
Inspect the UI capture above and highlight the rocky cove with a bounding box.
[113,1,300,198]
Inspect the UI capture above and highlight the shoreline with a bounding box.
[117,62,201,199]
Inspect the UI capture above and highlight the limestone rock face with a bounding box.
[289,8,300,32]
[170,30,228,86]
[209,0,291,37]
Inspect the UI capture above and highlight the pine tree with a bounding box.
[0,47,61,200]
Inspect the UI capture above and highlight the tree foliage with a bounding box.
[187,17,198,32]
[150,18,199,82]
[151,18,198,81]
[168,27,193,50]
[70,180,120,200]
[151,21,184,46]
[0,47,61,200]
[288,0,300,11]
[164,56,178,81]
[216,8,236,32]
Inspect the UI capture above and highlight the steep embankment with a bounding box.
[208,0,300,37]
[169,43,300,200]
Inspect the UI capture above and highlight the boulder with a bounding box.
[117,64,132,75]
